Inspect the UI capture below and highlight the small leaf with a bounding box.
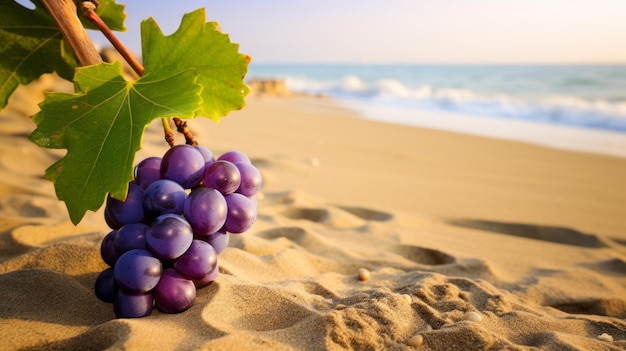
[30,62,202,224]
[0,0,77,109]
[141,8,250,121]
[80,0,127,32]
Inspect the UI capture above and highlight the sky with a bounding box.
[83,0,626,64]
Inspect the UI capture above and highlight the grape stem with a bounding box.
[173,118,198,146]
[162,119,175,147]
[80,2,199,147]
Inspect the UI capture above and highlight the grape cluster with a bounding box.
[94,145,261,318]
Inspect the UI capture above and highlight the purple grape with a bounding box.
[173,240,218,280]
[196,145,215,168]
[160,144,205,189]
[134,156,162,189]
[113,223,148,256]
[196,230,229,254]
[114,289,154,318]
[100,230,118,267]
[143,179,187,216]
[218,150,250,164]
[154,268,196,314]
[193,265,219,288]
[113,249,162,293]
[234,162,262,196]
[94,268,117,303]
[105,183,145,229]
[146,214,193,260]
[224,193,256,233]
[183,187,227,236]
[203,160,241,195]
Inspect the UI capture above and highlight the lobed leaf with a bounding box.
[141,9,250,121]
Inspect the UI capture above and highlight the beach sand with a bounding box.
[1,75,625,350]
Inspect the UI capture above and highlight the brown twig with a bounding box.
[80,2,144,76]
[173,118,198,145]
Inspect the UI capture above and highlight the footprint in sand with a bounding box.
[391,245,456,266]
[580,258,626,277]
[281,207,329,223]
[448,219,608,248]
[280,205,393,229]
[548,297,626,319]
[336,205,393,222]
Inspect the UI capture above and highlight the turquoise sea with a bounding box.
[247,64,626,134]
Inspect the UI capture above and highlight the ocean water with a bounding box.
[246,64,626,157]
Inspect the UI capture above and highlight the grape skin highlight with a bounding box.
[146,214,194,260]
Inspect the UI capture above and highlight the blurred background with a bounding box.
[44,0,626,156]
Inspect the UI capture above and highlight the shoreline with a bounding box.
[247,78,626,159]
[335,98,626,159]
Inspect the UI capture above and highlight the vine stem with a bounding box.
[80,2,145,76]
[41,0,102,66]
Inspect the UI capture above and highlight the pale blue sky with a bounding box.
[83,0,626,63]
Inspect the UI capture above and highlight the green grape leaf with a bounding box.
[29,62,202,224]
[80,0,127,32]
[0,0,77,109]
[141,8,250,121]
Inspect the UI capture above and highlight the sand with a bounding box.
[1,74,625,350]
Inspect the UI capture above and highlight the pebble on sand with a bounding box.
[357,268,370,281]
[461,311,482,322]
[597,333,613,342]
[335,304,347,310]
[407,334,424,347]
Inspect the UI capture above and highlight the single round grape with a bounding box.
[183,187,227,236]
[113,223,148,256]
[196,230,229,254]
[224,193,257,233]
[154,268,196,314]
[193,264,219,288]
[218,150,251,164]
[105,183,145,229]
[113,249,162,293]
[174,240,218,280]
[160,144,205,189]
[100,230,118,267]
[134,156,162,189]
[143,179,187,216]
[203,160,241,195]
[234,162,262,196]
[196,145,215,168]
[146,214,193,260]
[94,268,116,303]
[114,289,154,318]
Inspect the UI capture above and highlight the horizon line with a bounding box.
[248,61,626,66]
